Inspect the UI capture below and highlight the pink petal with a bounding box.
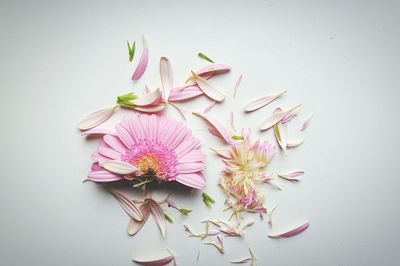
[168,85,203,101]
[134,103,166,113]
[90,162,102,171]
[177,162,205,173]
[128,203,150,236]
[184,64,231,86]
[77,106,118,130]
[278,171,304,181]
[203,101,217,113]
[103,135,127,154]
[116,124,135,147]
[301,112,314,131]
[160,57,173,102]
[134,89,162,106]
[245,90,287,112]
[191,71,225,102]
[87,170,122,182]
[175,138,201,158]
[259,104,302,131]
[148,200,166,238]
[81,128,117,136]
[132,255,174,266]
[97,145,121,161]
[125,114,145,141]
[193,112,231,144]
[178,150,206,163]
[175,173,206,189]
[111,190,143,221]
[132,35,148,80]
[268,222,310,238]
[233,74,242,98]
[210,147,231,158]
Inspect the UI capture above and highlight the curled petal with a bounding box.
[273,108,287,153]
[193,112,231,144]
[132,255,174,266]
[204,235,224,254]
[184,64,231,86]
[268,222,310,238]
[132,35,148,80]
[77,105,118,130]
[245,90,287,112]
[160,57,174,102]
[111,190,143,221]
[134,89,162,106]
[102,160,138,175]
[191,71,225,102]
[233,74,242,98]
[259,104,302,131]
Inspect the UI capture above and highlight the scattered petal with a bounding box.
[229,111,237,132]
[268,205,277,226]
[233,75,242,99]
[191,71,225,102]
[204,235,224,254]
[132,254,174,266]
[134,89,162,106]
[286,139,304,149]
[203,101,217,113]
[273,108,287,153]
[160,57,174,102]
[301,112,314,131]
[259,104,302,131]
[268,222,310,238]
[281,105,303,124]
[210,147,231,158]
[132,35,149,80]
[193,112,231,144]
[128,203,151,236]
[169,85,203,101]
[77,105,118,130]
[81,128,117,136]
[278,171,304,181]
[111,190,143,221]
[148,199,167,238]
[245,90,287,112]
[231,248,255,265]
[102,160,138,175]
[198,52,215,63]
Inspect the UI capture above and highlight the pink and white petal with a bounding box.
[77,106,118,130]
[259,104,302,131]
[268,222,310,238]
[111,191,143,221]
[125,114,146,142]
[132,255,174,266]
[178,150,206,163]
[148,200,166,238]
[177,162,205,173]
[87,170,122,182]
[116,124,135,147]
[128,203,150,236]
[132,35,148,81]
[245,90,287,112]
[193,112,231,144]
[134,103,166,113]
[98,145,121,161]
[175,173,206,189]
[102,160,138,175]
[210,147,231,158]
[90,162,103,171]
[191,71,225,102]
[134,89,162,106]
[160,57,174,102]
[169,85,203,101]
[103,135,127,154]
[175,138,201,158]
[146,114,158,141]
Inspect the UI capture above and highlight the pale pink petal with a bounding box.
[81,128,117,136]
[281,105,302,124]
[175,173,206,189]
[77,106,118,130]
[210,147,231,158]
[132,35,148,81]
[125,114,145,141]
[203,101,217,113]
[193,112,231,144]
[278,171,304,181]
[134,103,166,113]
[245,90,287,112]
[268,222,309,238]
[233,74,242,98]
[229,111,237,132]
[103,135,127,153]
[102,160,138,175]
[160,57,174,102]
[87,170,122,182]
[204,235,224,254]
[301,112,314,131]
[116,124,135,147]
[178,150,206,163]
[128,203,150,236]
[286,139,304,149]
[177,162,205,173]
[134,89,162,106]
[169,85,203,101]
[191,71,225,102]
[259,104,302,131]
[146,114,158,141]
[111,190,143,221]
[132,255,174,266]
[184,64,231,86]
[148,200,166,238]
[97,146,121,161]
[168,125,191,149]
[230,258,251,264]
[175,138,201,158]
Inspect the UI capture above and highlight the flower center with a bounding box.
[122,139,178,180]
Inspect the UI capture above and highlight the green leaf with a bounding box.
[164,212,173,223]
[231,135,243,140]
[198,52,215,63]
[127,41,136,62]
[179,208,192,215]
[116,92,138,108]
[202,192,215,207]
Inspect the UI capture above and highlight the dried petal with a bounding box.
[301,112,314,131]
[245,90,287,112]
[268,222,310,238]
[259,104,302,131]
[193,112,231,144]
[278,171,304,181]
[132,255,174,266]
[102,160,138,175]
[191,71,225,102]
[148,200,166,238]
[132,35,148,80]
[233,75,242,98]
[111,190,143,221]
[160,57,174,102]
[77,105,118,130]
[230,248,255,265]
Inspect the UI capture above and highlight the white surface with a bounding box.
[1,1,400,265]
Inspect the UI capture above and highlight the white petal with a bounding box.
[245,90,287,112]
[191,71,225,102]
[259,104,302,131]
[160,57,174,103]
[103,160,138,175]
[77,106,118,130]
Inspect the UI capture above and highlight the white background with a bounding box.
[1,0,399,265]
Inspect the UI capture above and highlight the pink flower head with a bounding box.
[88,114,206,189]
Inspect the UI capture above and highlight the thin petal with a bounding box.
[134,89,162,106]
[191,71,225,102]
[203,101,217,113]
[116,124,135,147]
[81,128,117,136]
[245,90,287,112]
[273,108,287,153]
[268,222,310,238]
[148,200,166,238]
[259,104,302,131]
[132,255,174,266]
[301,112,314,131]
[128,203,150,236]
[87,170,122,182]
[175,173,206,189]
[132,35,148,80]
[184,64,231,86]
[278,171,304,181]
[77,106,118,130]
[233,74,242,98]
[102,160,138,175]
[160,57,173,102]
[111,190,143,221]
[193,112,231,144]
[286,139,304,149]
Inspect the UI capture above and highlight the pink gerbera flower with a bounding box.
[88,114,206,189]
